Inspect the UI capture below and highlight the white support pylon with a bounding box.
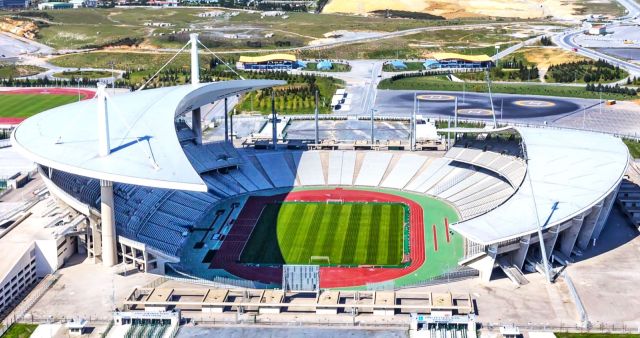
[96,82,110,157]
[190,33,199,86]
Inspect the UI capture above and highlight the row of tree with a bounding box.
[389,71,444,82]
[540,36,553,46]
[548,59,624,83]
[585,83,638,96]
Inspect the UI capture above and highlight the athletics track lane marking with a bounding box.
[432,224,438,252]
[444,218,450,243]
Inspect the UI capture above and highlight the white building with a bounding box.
[0,200,80,313]
[588,25,607,35]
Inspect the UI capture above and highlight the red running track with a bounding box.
[0,88,95,126]
[1,87,96,98]
[209,188,426,288]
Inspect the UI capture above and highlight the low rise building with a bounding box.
[423,53,493,69]
[237,54,300,71]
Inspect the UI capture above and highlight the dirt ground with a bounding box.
[516,47,588,81]
[323,0,584,20]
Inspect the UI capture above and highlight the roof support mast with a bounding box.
[190,33,200,86]
[96,82,117,267]
[97,83,110,157]
[190,33,203,145]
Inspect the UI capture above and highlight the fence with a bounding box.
[430,115,640,141]
[366,266,479,291]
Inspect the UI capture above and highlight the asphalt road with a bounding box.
[554,29,640,77]
[375,90,596,122]
[550,0,640,77]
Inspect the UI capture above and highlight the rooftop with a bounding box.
[239,54,296,63]
[12,80,284,192]
[450,127,628,244]
[430,52,492,62]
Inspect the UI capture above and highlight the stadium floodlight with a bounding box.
[272,90,278,149]
[315,90,319,145]
[485,71,498,129]
[525,150,554,284]
[412,92,417,151]
[370,108,377,145]
[224,97,229,143]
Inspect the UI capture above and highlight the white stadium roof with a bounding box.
[450,127,629,245]
[11,79,629,245]
[11,80,284,192]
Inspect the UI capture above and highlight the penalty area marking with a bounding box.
[514,100,555,108]
[417,94,455,101]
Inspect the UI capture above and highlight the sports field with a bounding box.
[240,202,405,266]
[0,94,78,118]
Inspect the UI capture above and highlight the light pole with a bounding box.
[599,89,603,115]
[462,81,466,104]
[370,108,377,145]
[77,77,82,102]
[108,61,115,94]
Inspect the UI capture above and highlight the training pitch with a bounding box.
[0,93,78,118]
[240,202,406,266]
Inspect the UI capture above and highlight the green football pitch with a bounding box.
[0,94,78,118]
[240,202,406,266]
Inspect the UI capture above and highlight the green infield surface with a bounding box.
[240,202,406,266]
[0,94,78,118]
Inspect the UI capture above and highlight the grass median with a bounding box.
[379,76,638,100]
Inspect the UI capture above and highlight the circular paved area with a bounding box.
[417,94,456,101]
[378,91,583,119]
[513,100,556,108]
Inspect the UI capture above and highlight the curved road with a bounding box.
[552,0,640,76]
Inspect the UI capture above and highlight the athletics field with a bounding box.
[0,88,94,119]
[202,187,463,288]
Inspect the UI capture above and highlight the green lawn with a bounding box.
[304,62,352,72]
[0,94,78,118]
[624,139,640,159]
[52,70,114,79]
[240,202,405,266]
[1,323,38,338]
[0,64,46,79]
[379,76,638,100]
[383,62,425,72]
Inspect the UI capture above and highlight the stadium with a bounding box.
[9,43,629,289]
[10,83,629,290]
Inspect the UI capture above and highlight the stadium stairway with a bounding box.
[497,257,529,286]
[617,179,640,231]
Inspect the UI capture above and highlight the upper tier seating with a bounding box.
[182,141,242,174]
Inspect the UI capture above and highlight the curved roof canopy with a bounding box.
[12,80,285,192]
[451,127,629,245]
